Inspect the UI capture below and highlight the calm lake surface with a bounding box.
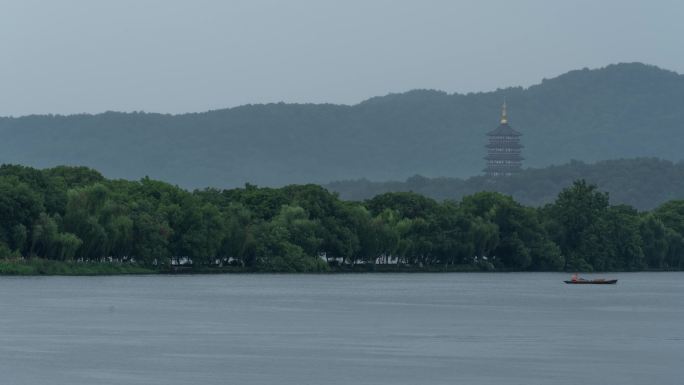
[1,273,682,385]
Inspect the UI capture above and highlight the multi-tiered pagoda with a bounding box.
[484,102,523,177]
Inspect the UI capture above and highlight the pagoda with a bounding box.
[484,102,523,177]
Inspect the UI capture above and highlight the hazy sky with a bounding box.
[1,0,682,116]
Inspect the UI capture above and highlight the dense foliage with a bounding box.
[1,164,683,273]
[327,158,684,211]
[1,63,683,188]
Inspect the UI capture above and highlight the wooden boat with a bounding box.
[564,278,617,285]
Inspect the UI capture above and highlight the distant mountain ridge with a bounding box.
[1,62,683,188]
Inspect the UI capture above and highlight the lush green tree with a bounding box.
[219,184,288,220]
[427,202,475,266]
[0,242,20,259]
[654,200,684,235]
[219,203,254,266]
[10,224,28,255]
[366,192,438,219]
[664,229,684,269]
[30,212,83,261]
[545,180,610,270]
[0,178,45,253]
[62,185,111,259]
[468,216,499,262]
[365,209,401,264]
[461,192,561,270]
[253,205,327,272]
[317,201,362,265]
[31,213,59,258]
[653,200,684,269]
[130,208,173,265]
[640,214,669,269]
[591,205,644,271]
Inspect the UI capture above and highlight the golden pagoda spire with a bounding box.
[500,100,508,124]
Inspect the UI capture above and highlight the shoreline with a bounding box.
[0,259,679,276]
[0,259,156,276]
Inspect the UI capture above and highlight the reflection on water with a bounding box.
[0,273,682,385]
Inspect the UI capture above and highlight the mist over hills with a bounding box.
[1,62,682,188]
[326,158,684,211]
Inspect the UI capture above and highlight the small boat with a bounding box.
[564,274,617,284]
[564,278,617,284]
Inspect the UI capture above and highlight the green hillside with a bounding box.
[1,63,682,188]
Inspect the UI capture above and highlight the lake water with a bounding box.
[0,273,682,385]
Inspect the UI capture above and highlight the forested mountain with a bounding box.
[326,158,684,211]
[1,62,683,188]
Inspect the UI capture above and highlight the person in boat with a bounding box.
[571,273,582,282]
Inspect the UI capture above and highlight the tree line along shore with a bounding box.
[0,164,683,275]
